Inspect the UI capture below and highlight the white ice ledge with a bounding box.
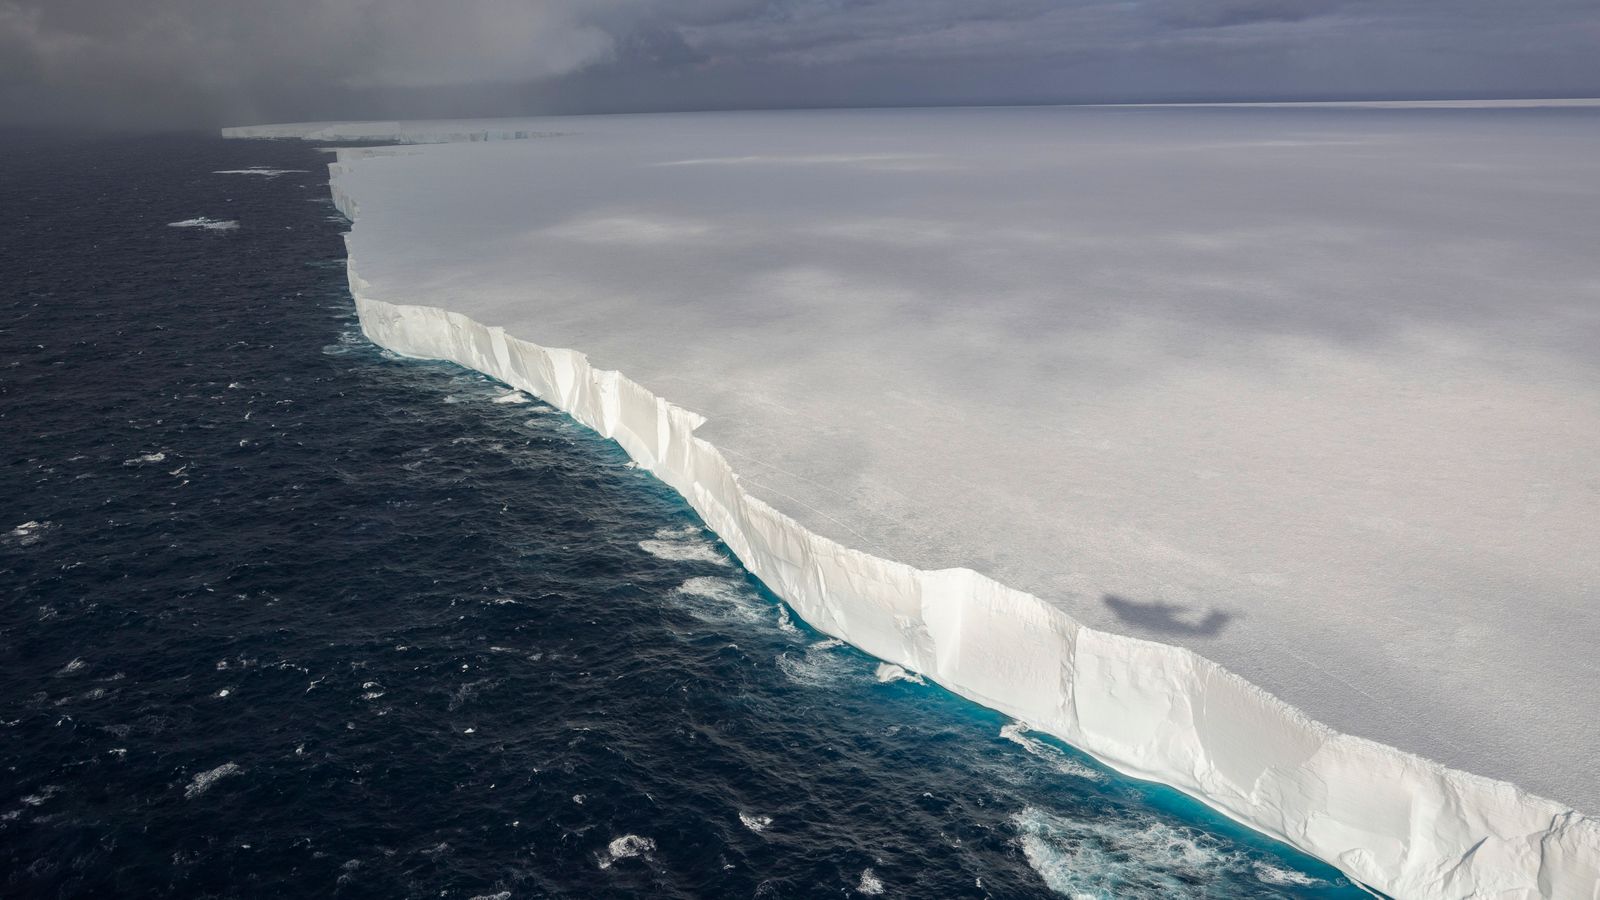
[337,254,1596,899]
[260,124,1600,898]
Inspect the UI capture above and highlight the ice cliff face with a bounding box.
[233,111,1600,898]
[343,264,1599,900]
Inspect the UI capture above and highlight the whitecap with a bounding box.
[1253,861,1322,887]
[467,892,512,900]
[673,577,770,626]
[739,811,772,833]
[639,538,729,566]
[20,785,61,806]
[4,520,52,547]
[597,834,654,869]
[491,391,531,404]
[167,217,238,231]
[185,762,242,798]
[776,605,800,634]
[777,639,857,689]
[856,868,885,895]
[1013,807,1257,898]
[123,452,166,465]
[874,663,926,685]
[212,168,307,176]
[999,722,1104,781]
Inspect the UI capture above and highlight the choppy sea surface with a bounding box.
[0,132,1369,898]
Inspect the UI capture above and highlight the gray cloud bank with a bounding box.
[1,0,1597,129]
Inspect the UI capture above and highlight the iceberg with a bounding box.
[227,105,1600,898]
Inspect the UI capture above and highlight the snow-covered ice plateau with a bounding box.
[226,104,1600,898]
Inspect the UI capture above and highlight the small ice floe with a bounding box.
[596,834,655,869]
[185,762,242,798]
[738,811,772,833]
[856,868,885,895]
[212,168,307,176]
[123,452,166,465]
[999,721,1103,781]
[214,688,231,698]
[167,218,239,231]
[491,391,531,404]
[874,663,925,685]
[4,520,52,547]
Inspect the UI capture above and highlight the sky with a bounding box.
[1,0,1597,129]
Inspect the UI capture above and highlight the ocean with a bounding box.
[0,131,1367,898]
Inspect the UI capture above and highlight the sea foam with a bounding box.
[185,762,242,798]
[167,218,239,231]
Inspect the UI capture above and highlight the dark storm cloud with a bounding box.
[0,0,1596,128]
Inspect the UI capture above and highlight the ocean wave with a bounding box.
[1253,861,1324,887]
[4,520,53,547]
[213,168,307,176]
[776,605,800,634]
[20,785,61,806]
[999,722,1103,781]
[167,217,239,231]
[597,834,655,869]
[776,639,857,688]
[639,531,730,566]
[1012,806,1321,898]
[739,811,773,833]
[672,576,772,627]
[185,762,242,799]
[874,663,925,685]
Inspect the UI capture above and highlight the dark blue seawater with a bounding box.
[0,132,1371,899]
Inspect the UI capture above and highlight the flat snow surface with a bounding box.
[269,107,1597,813]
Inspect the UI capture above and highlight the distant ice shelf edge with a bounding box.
[305,146,1598,900]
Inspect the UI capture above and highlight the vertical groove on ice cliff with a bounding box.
[327,151,1596,900]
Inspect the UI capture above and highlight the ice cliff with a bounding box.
[229,108,1600,898]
